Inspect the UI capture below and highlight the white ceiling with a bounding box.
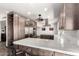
[0,3,62,20]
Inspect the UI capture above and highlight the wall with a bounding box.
[36,18,58,36]
[25,26,55,36]
[37,26,54,36]
[25,18,58,36]
[25,27,33,34]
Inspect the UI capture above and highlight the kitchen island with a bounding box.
[13,38,79,56]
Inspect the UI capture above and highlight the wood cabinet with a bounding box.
[6,13,14,46]
[6,12,26,46]
[13,14,19,41]
[59,3,79,30]
[18,16,25,39]
[13,14,25,40]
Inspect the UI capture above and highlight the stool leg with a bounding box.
[7,46,16,56]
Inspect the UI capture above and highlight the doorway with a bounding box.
[0,21,6,42]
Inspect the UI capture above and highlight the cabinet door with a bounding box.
[13,14,19,41]
[59,4,66,30]
[73,4,79,29]
[6,14,14,46]
[18,16,25,39]
[59,4,79,30]
[64,3,75,30]
[13,14,25,40]
[59,4,76,30]
[59,13,65,29]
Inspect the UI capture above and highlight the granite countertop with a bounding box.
[13,38,79,56]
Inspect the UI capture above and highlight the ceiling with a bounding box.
[0,3,63,20]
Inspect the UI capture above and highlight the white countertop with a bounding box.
[13,38,79,56]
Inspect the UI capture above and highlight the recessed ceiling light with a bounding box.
[44,8,48,12]
[27,12,31,15]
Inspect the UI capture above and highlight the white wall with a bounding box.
[25,18,58,36]
[25,27,33,34]
[37,26,54,36]
[36,18,58,36]
[25,26,55,36]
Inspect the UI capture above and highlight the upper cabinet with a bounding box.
[59,3,79,30]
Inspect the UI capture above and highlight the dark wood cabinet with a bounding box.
[6,13,14,46]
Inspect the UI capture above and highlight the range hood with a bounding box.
[36,14,50,26]
[59,3,79,30]
[44,19,50,26]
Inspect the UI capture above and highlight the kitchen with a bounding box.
[0,3,79,56]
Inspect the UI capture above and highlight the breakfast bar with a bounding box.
[13,38,79,56]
